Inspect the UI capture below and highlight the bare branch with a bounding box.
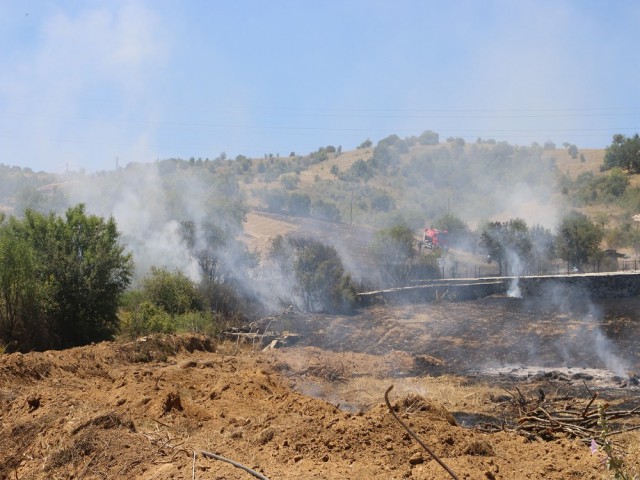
[385,385,460,480]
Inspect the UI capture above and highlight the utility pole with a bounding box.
[350,187,354,225]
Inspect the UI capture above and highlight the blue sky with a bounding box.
[1,0,639,173]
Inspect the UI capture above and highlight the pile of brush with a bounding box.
[479,385,640,444]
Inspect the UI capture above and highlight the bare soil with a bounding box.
[3,301,639,480]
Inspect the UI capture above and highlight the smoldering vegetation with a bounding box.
[0,135,637,365]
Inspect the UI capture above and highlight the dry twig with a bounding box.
[198,450,270,480]
[385,385,460,480]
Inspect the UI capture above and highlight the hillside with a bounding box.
[5,135,639,281]
[3,137,640,479]
[239,139,614,234]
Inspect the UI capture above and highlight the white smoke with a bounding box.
[506,249,523,298]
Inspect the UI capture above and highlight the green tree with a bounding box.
[269,236,356,313]
[556,211,603,271]
[347,159,373,182]
[603,133,640,173]
[0,205,133,350]
[119,300,173,339]
[119,267,210,339]
[0,226,40,349]
[280,174,299,190]
[41,205,133,348]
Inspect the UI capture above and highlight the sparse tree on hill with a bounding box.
[418,130,439,145]
[567,144,579,159]
[357,138,372,149]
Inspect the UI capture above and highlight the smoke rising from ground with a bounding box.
[67,165,201,282]
[540,285,630,377]
[62,162,304,314]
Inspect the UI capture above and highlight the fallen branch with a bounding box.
[491,385,640,445]
[385,385,459,480]
[198,450,270,480]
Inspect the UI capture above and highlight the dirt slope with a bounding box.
[1,330,619,480]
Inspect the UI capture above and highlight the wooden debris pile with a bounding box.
[220,308,301,350]
[479,385,640,445]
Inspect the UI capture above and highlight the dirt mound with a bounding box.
[1,331,624,479]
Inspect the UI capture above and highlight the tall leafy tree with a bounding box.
[0,225,39,347]
[1,205,133,350]
[556,211,603,271]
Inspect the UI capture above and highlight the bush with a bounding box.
[345,159,373,182]
[280,174,299,190]
[119,301,174,339]
[287,192,311,217]
[357,138,372,149]
[141,267,203,316]
[262,189,287,213]
[370,189,395,212]
[174,311,220,335]
[311,199,342,222]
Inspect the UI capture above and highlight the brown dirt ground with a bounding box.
[3,310,638,480]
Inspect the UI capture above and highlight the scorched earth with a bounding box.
[2,298,639,479]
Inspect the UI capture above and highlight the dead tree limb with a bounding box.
[385,385,460,480]
[198,450,270,480]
